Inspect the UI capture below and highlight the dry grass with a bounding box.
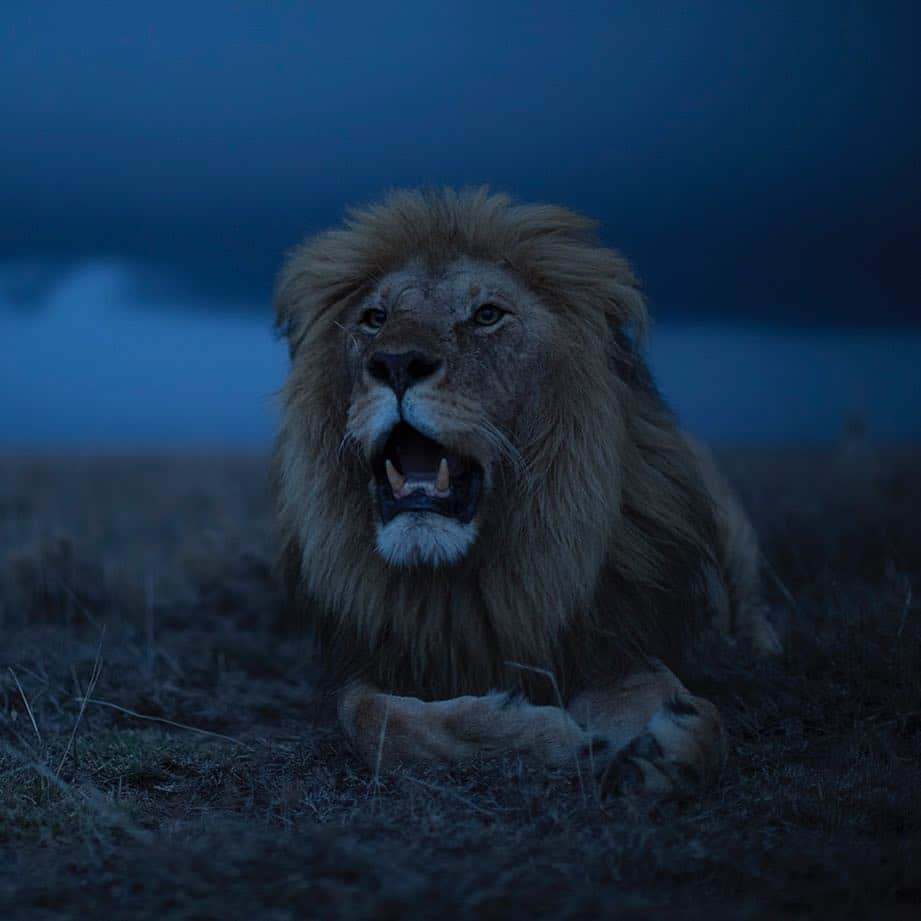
[0,447,919,919]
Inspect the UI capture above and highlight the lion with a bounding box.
[273,186,781,797]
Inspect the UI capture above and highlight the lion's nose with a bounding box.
[367,350,443,400]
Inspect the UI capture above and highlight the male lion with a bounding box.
[273,187,780,797]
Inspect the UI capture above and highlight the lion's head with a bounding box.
[274,187,715,699]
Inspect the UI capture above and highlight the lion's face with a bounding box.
[339,256,557,568]
[274,189,723,700]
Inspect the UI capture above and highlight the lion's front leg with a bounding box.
[568,663,727,798]
[338,682,597,771]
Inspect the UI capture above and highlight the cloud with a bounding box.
[1,2,919,324]
[0,262,283,446]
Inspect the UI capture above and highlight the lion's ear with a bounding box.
[273,243,316,359]
[274,303,306,360]
[608,279,647,343]
[606,314,660,398]
[273,304,299,359]
[593,250,648,345]
[274,223,377,359]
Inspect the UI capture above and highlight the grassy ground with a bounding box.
[0,446,919,919]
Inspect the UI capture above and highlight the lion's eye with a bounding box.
[472,304,505,327]
[360,307,388,332]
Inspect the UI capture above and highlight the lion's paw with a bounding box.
[594,694,726,799]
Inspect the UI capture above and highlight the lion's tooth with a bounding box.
[385,459,405,496]
[436,457,450,493]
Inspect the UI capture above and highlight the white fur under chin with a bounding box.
[375,512,477,567]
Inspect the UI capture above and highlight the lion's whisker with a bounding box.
[333,320,361,354]
[477,418,536,496]
[337,428,363,463]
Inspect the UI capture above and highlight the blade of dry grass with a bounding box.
[56,631,105,775]
[504,661,587,802]
[371,692,392,796]
[400,774,499,818]
[9,666,42,745]
[75,696,252,749]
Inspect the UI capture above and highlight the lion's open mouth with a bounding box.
[372,423,483,525]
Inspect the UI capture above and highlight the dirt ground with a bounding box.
[0,446,919,919]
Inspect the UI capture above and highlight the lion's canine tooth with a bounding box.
[436,458,450,493]
[385,459,405,495]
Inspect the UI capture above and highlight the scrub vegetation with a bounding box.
[0,446,918,919]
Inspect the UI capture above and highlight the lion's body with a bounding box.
[274,187,779,793]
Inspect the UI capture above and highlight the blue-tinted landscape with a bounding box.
[1,4,920,919]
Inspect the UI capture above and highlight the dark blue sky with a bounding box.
[1,1,919,324]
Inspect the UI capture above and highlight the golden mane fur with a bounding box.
[273,187,730,704]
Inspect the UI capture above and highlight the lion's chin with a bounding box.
[375,512,478,568]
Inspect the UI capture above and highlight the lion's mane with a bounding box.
[273,187,722,704]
